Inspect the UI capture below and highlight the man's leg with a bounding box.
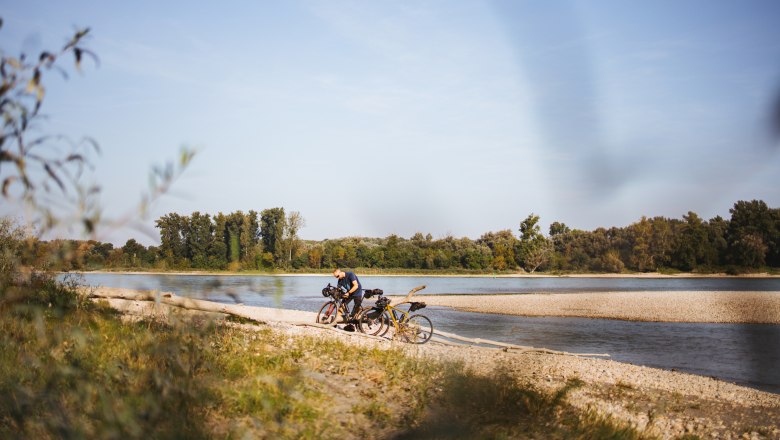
[349,295,363,320]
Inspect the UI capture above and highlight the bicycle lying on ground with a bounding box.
[358,295,433,344]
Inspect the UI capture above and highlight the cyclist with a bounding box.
[333,268,363,322]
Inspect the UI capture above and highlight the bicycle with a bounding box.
[316,283,355,326]
[316,284,382,334]
[358,296,433,344]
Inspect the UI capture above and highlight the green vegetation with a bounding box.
[27,199,780,275]
[1,275,650,439]
[3,217,648,438]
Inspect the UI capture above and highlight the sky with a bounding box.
[2,0,780,246]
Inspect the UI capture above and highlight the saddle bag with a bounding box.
[409,301,427,312]
[364,288,384,299]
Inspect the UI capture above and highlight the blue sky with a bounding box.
[2,0,780,245]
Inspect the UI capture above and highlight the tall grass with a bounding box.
[1,273,649,439]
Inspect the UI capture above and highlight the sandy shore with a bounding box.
[89,286,780,439]
[408,291,780,324]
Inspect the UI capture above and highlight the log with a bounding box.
[391,285,426,306]
[89,289,271,323]
[433,328,609,357]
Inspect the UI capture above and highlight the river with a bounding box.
[71,273,780,394]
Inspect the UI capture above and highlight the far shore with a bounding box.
[68,269,780,279]
[409,291,780,324]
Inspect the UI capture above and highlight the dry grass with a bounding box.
[0,274,649,439]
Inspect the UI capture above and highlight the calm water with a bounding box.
[72,273,780,394]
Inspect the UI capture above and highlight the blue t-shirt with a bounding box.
[338,271,363,297]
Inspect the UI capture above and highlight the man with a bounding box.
[333,268,363,321]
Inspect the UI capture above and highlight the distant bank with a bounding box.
[68,269,780,278]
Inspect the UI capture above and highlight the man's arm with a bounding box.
[348,280,358,295]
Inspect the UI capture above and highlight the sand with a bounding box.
[89,286,780,438]
[405,291,780,324]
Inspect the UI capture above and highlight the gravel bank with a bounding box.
[91,287,780,439]
[408,291,780,324]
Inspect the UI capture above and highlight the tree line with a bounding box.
[23,199,780,274]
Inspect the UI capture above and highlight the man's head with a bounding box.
[333,268,345,279]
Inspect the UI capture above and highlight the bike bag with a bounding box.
[364,288,384,298]
[409,301,427,312]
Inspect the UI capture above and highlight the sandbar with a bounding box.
[407,291,780,324]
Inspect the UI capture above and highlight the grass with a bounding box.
[395,368,651,439]
[1,273,652,439]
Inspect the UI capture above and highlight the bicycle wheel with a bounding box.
[378,311,391,337]
[316,301,339,325]
[357,308,388,335]
[401,314,433,344]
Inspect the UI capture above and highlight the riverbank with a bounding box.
[90,287,780,439]
[409,291,780,324]
[71,269,780,278]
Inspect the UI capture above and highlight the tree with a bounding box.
[478,230,518,270]
[225,212,243,265]
[705,216,729,267]
[240,210,260,268]
[627,217,653,271]
[209,213,228,269]
[673,212,709,271]
[155,213,188,266]
[517,214,552,272]
[727,200,779,267]
[260,207,285,266]
[187,211,213,268]
[122,238,147,267]
[549,221,571,237]
[731,233,768,268]
[284,211,306,268]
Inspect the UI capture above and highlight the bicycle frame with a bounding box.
[384,304,409,330]
[319,292,362,324]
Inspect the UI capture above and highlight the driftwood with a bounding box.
[390,285,426,306]
[89,290,270,323]
[432,329,609,357]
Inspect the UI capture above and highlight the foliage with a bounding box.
[260,207,286,266]
[27,199,780,274]
[517,213,553,272]
[0,18,101,236]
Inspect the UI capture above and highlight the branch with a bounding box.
[391,284,426,306]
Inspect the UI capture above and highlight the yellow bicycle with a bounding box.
[358,296,433,344]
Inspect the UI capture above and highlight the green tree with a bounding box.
[627,217,653,271]
[727,200,779,267]
[705,216,729,267]
[260,207,285,266]
[225,212,243,265]
[121,238,147,267]
[209,213,228,269]
[187,211,213,268]
[517,214,552,272]
[549,221,571,237]
[672,212,709,271]
[284,211,305,268]
[240,210,260,268]
[155,213,188,267]
[478,230,518,270]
